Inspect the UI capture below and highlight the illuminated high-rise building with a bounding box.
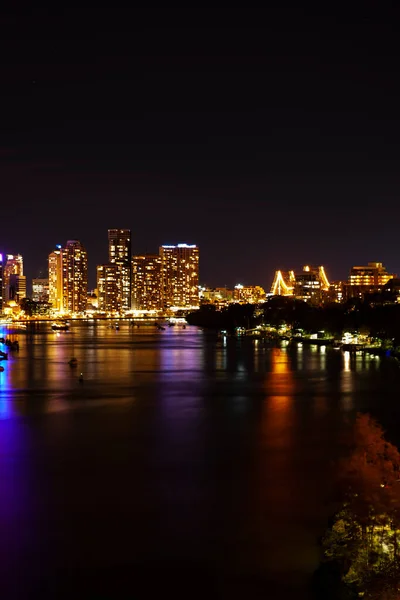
[270,270,296,296]
[348,262,393,287]
[62,240,88,314]
[97,264,119,313]
[131,254,162,311]
[8,275,26,303]
[48,246,63,311]
[3,254,23,302]
[32,278,49,303]
[270,265,330,303]
[108,229,131,312]
[346,262,395,299]
[159,244,199,309]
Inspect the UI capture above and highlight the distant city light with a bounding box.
[162,244,197,249]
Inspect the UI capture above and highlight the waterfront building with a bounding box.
[159,244,199,309]
[270,270,296,296]
[108,229,131,312]
[293,266,329,303]
[3,254,24,303]
[62,240,88,314]
[293,270,321,302]
[346,262,395,299]
[96,264,119,313]
[8,274,26,303]
[32,278,49,303]
[215,287,234,301]
[48,246,63,311]
[131,254,162,311]
[327,281,344,303]
[87,290,98,310]
[233,284,266,303]
[345,262,395,300]
[270,265,330,303]
[200,287,234,304]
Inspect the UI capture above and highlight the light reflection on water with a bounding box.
[0,324,399,597]
[0,364,12,419]
[0,328,391,420]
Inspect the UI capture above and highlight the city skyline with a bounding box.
[3,237,399,311]
[1,232,399,294]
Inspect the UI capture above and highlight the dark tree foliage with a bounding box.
[189,297,400,348]
[186,303,260,330]
[316,414,400,599]
[20,299,50,316]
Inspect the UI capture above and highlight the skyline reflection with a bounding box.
[0,325,398,597]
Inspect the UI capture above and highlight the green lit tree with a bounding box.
[319,414,400,598]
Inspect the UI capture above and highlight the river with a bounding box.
[0,322,399,599]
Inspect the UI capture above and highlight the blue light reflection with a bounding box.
[0,364,13,419]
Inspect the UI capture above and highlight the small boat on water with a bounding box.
[68,357,78,367]
[52,322,69,332]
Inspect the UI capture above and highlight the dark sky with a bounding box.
[2,6,400,290]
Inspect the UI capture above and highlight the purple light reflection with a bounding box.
[0,363,14,420]
[0,401,42,594]
[156,340,204,442]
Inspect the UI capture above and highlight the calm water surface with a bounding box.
[0,323,400,599]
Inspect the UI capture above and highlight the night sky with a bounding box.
[2,7,400,290]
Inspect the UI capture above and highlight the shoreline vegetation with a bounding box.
[313,414,400,599]
[188,299,400,597]
[187,297,400,355]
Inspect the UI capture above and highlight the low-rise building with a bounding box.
[233,284,266,303]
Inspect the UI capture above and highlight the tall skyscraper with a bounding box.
[97,264,119,313]
[131,254,162,311]
[159,244,199,309]
[8,275,26,303]
[62,240,88,314]
[48,246,63,311]
[3,254,23,303]
[108,229,131,312]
